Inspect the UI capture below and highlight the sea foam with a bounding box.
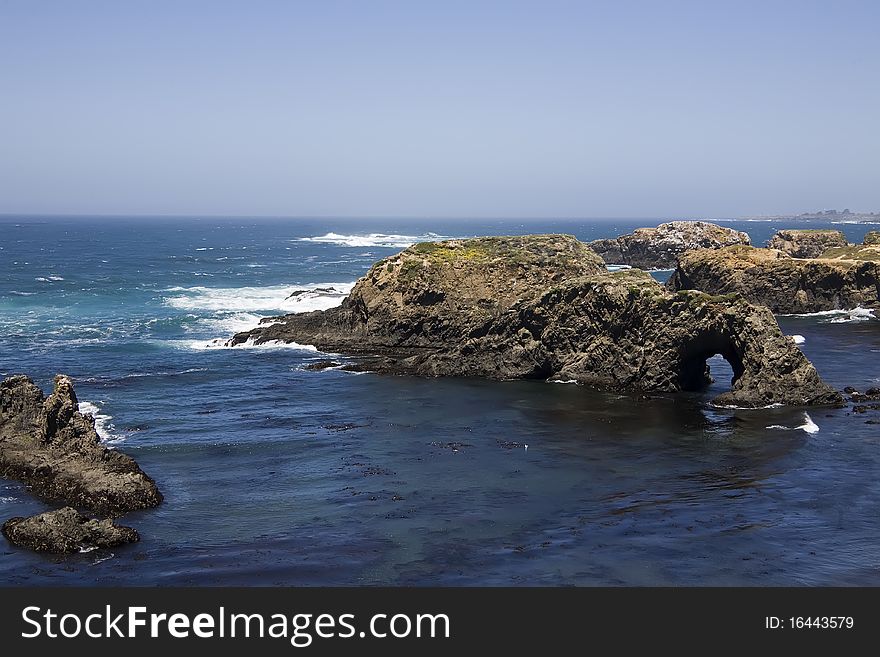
[782,307,876,323]
[163,282,354,314]
[78,401,125,443]
[296,232,449,248]
[766,412,820,434]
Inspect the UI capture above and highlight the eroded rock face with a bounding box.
[2,506,138,553]
[0,374,163,515]
[232,236,840,408]
[668,245,880,314]
[588,221,750,269]
[238,235,605,351]
[766,229,848,258]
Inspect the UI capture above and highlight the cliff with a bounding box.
[668,245,880,314]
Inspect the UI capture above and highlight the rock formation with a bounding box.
[766,229,848,258]
[668,245,880,314]
[864,231,880,246]
[2,506,139,553]
[0,374,162,516]
[588,221,750,269]
[231,236,841,408]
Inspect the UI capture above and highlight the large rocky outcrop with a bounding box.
[0,374,162,516]
[231,236,840,408]
[2,507,139,553]
[668,245,880,314]
[588,221,750,269]
[766,229,848,258]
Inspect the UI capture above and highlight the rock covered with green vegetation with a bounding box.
[232,235,840,408]
[766,229,848,258]
[668,244,880,314]
[588,221,750,269]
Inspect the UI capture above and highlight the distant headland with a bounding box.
[743,209,879,222]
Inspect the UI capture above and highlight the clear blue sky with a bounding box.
[1,0,878,218]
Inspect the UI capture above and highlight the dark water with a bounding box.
[1,216,878,585]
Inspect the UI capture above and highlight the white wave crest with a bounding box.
[782,307,876,323]
[163,282,354,313]
[766,412,819,434]
[605,264,632,272]
[790,334,806,344]
[296,232,448,248]
[78,401,125,444]
[172,337,320,352]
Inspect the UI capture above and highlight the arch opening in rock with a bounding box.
[678,331,745,391]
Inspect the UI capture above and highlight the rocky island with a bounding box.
[588,221,750,269]
[668,233,880,314]
[1,374,162,552]
[231,235,841,408]
[766,229,848,259]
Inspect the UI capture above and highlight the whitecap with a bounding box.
[711,402,784,410]
[296,232,451,248]
[78,401,125,444]
[548,379,578,384]
[780,307,876,323]
[790,335,806,344]
[171,337,320,352]
[766,412,819,434]
[162,281,354,313]
[605,264,632,272]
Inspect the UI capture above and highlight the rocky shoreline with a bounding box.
[668,238,880,314]
[0,374,162,553]
[231,235,841,408]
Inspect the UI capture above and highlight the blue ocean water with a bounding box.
[1,215,879,585]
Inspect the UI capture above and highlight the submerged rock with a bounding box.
[231,235,840,408]
[588,221,750,269]
[668,245,880,314]
[0,374,163,515]
[2,506,138,553]
[766,229,848,258]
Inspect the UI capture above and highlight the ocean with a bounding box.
[1,216,879,585]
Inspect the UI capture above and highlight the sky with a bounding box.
[1,0,878,219]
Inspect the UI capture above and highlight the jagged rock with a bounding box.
[588,221,750,269]
[2,506,138,553]
[668,245,880,314]
[864,231,880,246]
[303,360,343,371]
[767,229,848,258]
[0,374,163,515]
[230,236,840,408]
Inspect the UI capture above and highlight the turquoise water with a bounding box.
[1,216,879,585]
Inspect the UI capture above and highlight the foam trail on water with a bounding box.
[790,335,806,345]
[767,412,819,434]
[781,307,876,323]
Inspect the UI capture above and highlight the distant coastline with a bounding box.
[741,209,879,223]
